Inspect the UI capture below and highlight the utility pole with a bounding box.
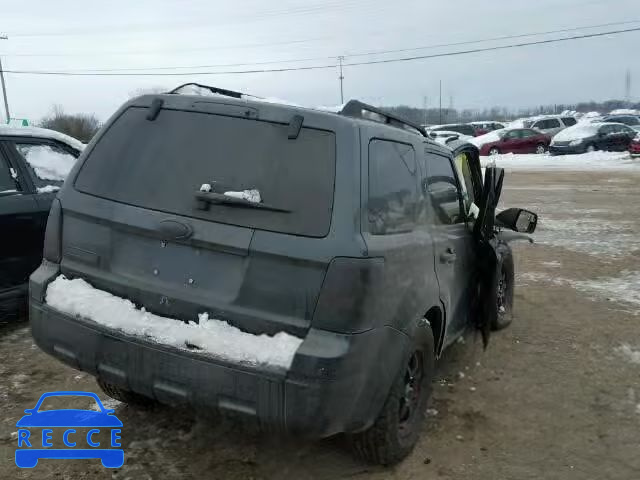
[625,69,632,106]
[0,34,9,124]
[438,80,442,124]
[422,96,428,126]
[338,56,345,104]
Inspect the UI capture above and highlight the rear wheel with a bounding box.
[488,147,500,156]
[535,143,546,154]
[348,329,435,465]
[492,248,515,331]
[97,379,156,408]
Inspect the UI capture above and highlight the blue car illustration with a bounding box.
[15,391,123,468]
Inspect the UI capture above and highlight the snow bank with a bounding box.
[480,151,638,171]
[17,145,77,181]
[573,271,640,309]
[46,276,303,369]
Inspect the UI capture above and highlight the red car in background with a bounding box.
[630,134,640,157]
[473,128,551,156]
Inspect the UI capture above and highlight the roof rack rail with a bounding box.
[339,100,427,137]
[168,83,250,99]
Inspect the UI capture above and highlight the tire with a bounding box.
[488,147,500,156]
[491,247,515,331]
[535,143,546,154]
[348,329,435,465]
[97,379,156,408]
[585,143,596,153]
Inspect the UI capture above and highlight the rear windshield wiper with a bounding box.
[194,191,291,213]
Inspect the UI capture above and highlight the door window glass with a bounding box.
[453,152,477,217]
[368,139,418,235]
[425,155,463,225]
[562,117,577,126]
[0,154,19,194]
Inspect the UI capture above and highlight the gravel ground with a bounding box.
[1,169,639,479]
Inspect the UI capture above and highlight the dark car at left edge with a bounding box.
[0,126,82,320]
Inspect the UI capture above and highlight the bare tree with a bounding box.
[39,105,101,143]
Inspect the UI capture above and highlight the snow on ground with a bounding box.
[616,344,640,365]
[481,151,639,171]
[46,276,303,369]
[516,271,640,314]
[16,145,77,181]
[89,397,123,411]
[573,271,640,310]
[535,217,640,258]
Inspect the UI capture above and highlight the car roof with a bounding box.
[0,125,85,151]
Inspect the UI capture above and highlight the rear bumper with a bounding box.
[29,266,409,438]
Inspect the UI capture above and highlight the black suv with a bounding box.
[29,84,536,464]
[0,127,82,320]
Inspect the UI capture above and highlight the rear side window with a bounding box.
[562,117,577,126]
[425,155,463,225]
[75,107,336,238]
[14,142,79,193]
[368,139,418,235]
[535,119,561,129]
[0,153,17,193]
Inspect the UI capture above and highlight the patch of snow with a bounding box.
[0,189,18,194]
[199,183,212,192]
[616,344,640,365]
[610,108,640,116]
[426,408,439,417]
[541,261,561,268]
[37,185,60,194]
[45,276,303,369]
[223,189,261,203]
[552,124,599,142]
[90,397,123,411]
[480,151,638,171]
[0,125,84,151]
[315,104,345,113]
[469,129,506,148]
[573,271,640,310]
[17,145,77,181]
[535,218,639,257]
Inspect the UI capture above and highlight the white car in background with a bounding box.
[524,115,577,136]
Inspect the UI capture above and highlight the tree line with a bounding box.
[384,99,640,126]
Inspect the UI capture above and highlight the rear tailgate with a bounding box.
[56,100,337,338]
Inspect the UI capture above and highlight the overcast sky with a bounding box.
[1,0,638,123]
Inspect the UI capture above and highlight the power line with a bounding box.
[1,27,639,77]
[4,18,638,59]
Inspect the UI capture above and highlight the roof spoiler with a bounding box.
[168,83,248,99]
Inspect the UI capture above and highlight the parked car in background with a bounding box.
[428,123,477,137]
[471,128,551,156]
[602,115,640,131]
[469,121,505,136]
[0,126,83,320]
[628,133,640,157]
[428,130,473,143]
[549,122,637,155]
[28,84,538,465]
[524,115,577,136]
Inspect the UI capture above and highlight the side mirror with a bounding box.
[496,208,537,233]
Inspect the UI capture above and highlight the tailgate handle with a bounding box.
[157,219,193,240]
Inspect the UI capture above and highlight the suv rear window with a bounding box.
[75,107,336,237]
[561,117,577,126]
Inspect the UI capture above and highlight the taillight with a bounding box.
[43,198,62,263]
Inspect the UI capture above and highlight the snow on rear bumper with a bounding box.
[30,298,409,438]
